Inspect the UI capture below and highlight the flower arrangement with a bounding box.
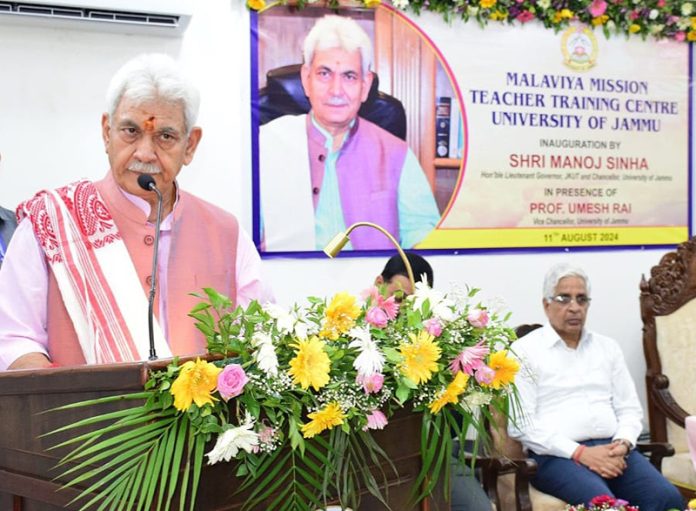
[566,495,638,511]
[567,495,696,511]
[50,283,519,511]
[246,0,696,43]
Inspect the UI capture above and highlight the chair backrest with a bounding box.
[257,64,408,141]
[640,237,696,452]
[687,416,696,472]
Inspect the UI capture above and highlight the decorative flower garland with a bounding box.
[50,283,519,510]
[247,0,696,43]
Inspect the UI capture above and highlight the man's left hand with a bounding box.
[609,439,631,458]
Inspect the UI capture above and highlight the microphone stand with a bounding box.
[323,221,415,291]
[137,174,163,361]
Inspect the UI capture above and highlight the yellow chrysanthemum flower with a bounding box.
[486,350,519,389]
[688,30,696,41]
[320,292,361,340]
[301,402,346,438]
[629,24,641,33]
[429,372,470,414]
[690,16,696,29]
[489,9,508,20]
[364,0,381,7]
[559,8,573,19]
[399,331,441,384]
[288,336,331,390]
[480,0,497,9]
[170,358,222,412]
[246,0,266,10]
[687,498,696,509]
[592,15,609,26]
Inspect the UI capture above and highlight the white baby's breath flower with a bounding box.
[348,327,385,376]
[206,416,259,465]
[252,331,279,376]
[392,0,409,8]
[484,296,508,318]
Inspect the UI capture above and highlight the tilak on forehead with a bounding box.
[143,116,156,132]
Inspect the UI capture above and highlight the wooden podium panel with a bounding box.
[0,361,448,511]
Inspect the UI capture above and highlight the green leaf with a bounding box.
[382,347,401,363]
[188,434,206,511]
[242,450,293,509]
[164,415,189,509]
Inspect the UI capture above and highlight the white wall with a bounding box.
[0,1,680,429]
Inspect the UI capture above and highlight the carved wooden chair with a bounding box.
[491,324,675,510]
[641,238,696,500]
[458,451,536,511]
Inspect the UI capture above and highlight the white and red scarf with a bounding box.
[19,180,171,364]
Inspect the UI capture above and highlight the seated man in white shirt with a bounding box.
[508,263,683,510]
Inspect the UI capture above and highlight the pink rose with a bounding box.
[423,318,443,337]
[588,0,607,17]
[657,0,665,6]
[363,410,388,431]
[357,373,384,394]
[516,10,535,22]
[590,495,616,507]
[217,364,248,401]
[675,31,686,41]
[366,306,389,328]
[467,308,489,328]
[474,365,495,385]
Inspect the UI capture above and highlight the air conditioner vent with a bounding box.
[0,0,191,35]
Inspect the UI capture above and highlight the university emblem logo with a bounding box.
[561,26,598,71]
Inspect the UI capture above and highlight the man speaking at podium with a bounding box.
[0,54,271,371]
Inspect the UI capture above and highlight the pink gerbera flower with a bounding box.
[450,340,490,375]
[362,288,400,328]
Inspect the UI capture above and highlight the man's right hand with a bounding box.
[7,352,52,370]
[576,444,627,479]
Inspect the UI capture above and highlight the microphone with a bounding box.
[137,174,162,361]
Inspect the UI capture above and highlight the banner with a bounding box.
[251,6,691,255]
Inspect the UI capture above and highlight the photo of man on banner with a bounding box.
[257,12,441,253]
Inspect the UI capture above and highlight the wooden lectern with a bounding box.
[0,361,449,511]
